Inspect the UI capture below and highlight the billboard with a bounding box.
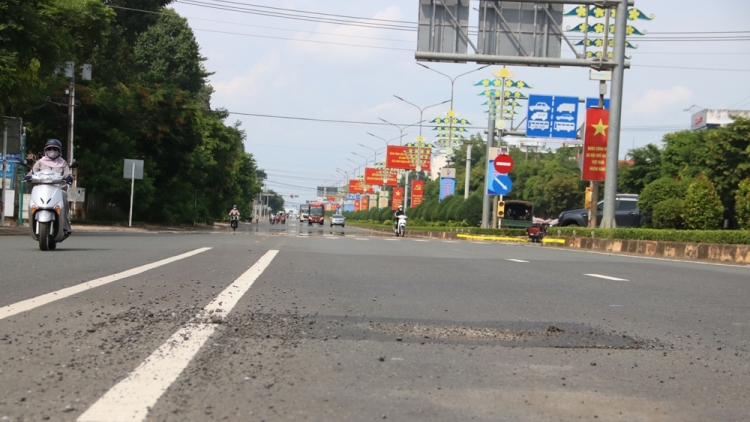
[364,167,399,186]
[385,145,431,171]
[316,186,339,197]
[348,179,374,194]
[477,1,563,60]
[582,108,609,182]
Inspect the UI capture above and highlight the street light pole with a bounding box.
[417,63,489,154]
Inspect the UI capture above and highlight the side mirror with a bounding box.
[70,160,79,169]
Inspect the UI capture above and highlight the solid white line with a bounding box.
[0,247,212,321]
[585,274,629,281]
[78,250,279,422]
[506,259,529,263]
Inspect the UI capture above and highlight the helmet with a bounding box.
[45,139,62,151]
[398,205,403,211]
[233,205,237,209]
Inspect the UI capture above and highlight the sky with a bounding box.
[168,0,750,205]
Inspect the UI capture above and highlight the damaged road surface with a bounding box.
[0,225,748,421]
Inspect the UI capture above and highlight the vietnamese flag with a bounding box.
[411,180,425,208]
[392,187,404,210]
[354,199,361,211]
[582,108,610,182]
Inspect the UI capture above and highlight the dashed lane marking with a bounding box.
[78,250,279,422]
[585,274,629,281]
[0,247,212,321]
[506,259,529,263]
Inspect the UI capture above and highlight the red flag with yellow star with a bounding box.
[392,187,404,211]
[582,108,610,181]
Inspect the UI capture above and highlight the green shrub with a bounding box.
[735,178,750,229]
[457,193,483,225]
[436,196,457,221]
[682,175,723,230]
[652,198,684,229]
[550,227,750,245]
[638,177,690,215]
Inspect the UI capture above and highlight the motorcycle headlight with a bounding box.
[41,175,53,183]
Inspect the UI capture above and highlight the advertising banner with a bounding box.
[364,167,399,186]
[439,178,455,202]
[392,187,404,210]
[378,191,389,209]
[385,146,431,171]
[411,180,425,208]
[582,108,609,182]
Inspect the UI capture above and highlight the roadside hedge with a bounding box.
[349,220,526,236]
[549,227,750,245]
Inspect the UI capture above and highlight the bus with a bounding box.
[308,201,325,225]
[300,204,310,222]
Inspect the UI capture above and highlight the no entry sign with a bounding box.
[493,154,514,174]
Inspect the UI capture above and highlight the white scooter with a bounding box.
[395,215,408,237]
[230,214,238,231]
[28,169,70,251]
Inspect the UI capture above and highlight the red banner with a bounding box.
[411,180,425,208]
[385,146,431,171]
[326,196,336,202]
[361,195,369,210]
[354,199,361,211]
[582,108,609,181]
[364,167,399,186]
[392,187,404,210]
[348,179,374,194]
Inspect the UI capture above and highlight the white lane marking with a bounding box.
[0,247,212,321]
[384,238,400,241]
[585,274,629,281]
[354,238,369,241]
[412,239,429,242]
[78,250,279,422]
[324,236,338,239]
[506,259,529,263]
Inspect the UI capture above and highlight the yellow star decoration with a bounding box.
[628,8,640,20]
[594,8,605,18]
[594,23,605,33]
[575,5,587,17]
[592,119,609,136]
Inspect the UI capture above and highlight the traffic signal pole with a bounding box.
[481,95,496,228]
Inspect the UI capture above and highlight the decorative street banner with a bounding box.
[439,178,455,202]
[348,179,374,194]
[361,195,369,211]
[411,180,425,208]
[392,187,404,210]
[364,167,398,186]
[385,146,431,171]
[582,108,610,181]
[378,191,389,209]
[369,194,378,210]
[354,199,361,211]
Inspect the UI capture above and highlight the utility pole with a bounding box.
[65,62,91,220]
[481,95,496,228]
[464,144,471,199]
[589,8,611,229]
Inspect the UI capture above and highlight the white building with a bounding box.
[691,109,750,131]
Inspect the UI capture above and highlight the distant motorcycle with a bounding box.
[230,214,238,231]
[28,169,69,250]
[280,214,286,224]
[395,215,408,237]
[269,214,275,225]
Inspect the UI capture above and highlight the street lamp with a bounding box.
[357,143,378,164]
[377,118,424,146]
[393,96,450,139]
[350,152,369,168]
[417,63,489,153]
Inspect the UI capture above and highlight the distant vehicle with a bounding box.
[557,194,648,228]
[499,200,534,229]
[556,114,574,121]
[308,201,325,225]
[300,204,310,222]
[554,122,576,132]
[556,103,576,114]
[531,112,548,121]
[330,214,345,227]
[529,102,551,112]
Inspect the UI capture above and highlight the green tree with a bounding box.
[734,178,750,229]
[652,198,684,229]
[619,143,662,193]
[682,175,723,230]
[638,177,691,215]
[457,193,483,226]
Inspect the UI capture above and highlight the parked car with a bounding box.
[557,194,648,228]
[330,214,345,227]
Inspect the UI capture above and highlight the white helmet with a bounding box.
[398,205,403,211]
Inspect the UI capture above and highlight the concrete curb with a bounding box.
[351,225,750,265]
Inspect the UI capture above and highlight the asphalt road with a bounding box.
[0,220,748,421]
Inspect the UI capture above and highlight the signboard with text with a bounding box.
[348,179,373,194]
[386,145,431,171]
[361,195,369,211]
[411,180,425,208]
[392,187,404,210]
[364,167,398,186]
[582,108,610,181]
[440,178,455,202]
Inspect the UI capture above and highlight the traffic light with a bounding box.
[497,200,505,218]
[584,187,592,209]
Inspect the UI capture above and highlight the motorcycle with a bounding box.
[269,214,275,225]
[395,215,408,237]
[28,169,70,251]
[230,214,238,231]
[280,214,286,224]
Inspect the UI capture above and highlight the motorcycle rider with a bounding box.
[24,139,73,238]
[229,205,240,218]
[394,205,405,230]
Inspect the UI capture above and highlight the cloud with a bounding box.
[209,52,286,109]
[629,86,694,116]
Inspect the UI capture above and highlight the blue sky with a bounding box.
[170,0,750,204]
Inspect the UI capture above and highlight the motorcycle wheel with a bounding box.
[38,221,51,251]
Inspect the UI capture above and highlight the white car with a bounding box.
[531,112,548,121]
[529,102,551,112]
[556,114,574,121]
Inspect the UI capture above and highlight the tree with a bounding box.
[682,175,723,230]
[638,177,691,215]
[734,178,750,229]
[619,143,662,193]
[652,198,684,229]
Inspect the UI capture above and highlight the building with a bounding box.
[691,109,750,131]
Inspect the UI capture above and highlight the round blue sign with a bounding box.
[490,173,513,195]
